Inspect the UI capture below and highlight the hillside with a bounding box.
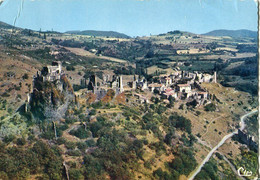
[203,29,257,38]
[65,30,130,38]
[0,21,19,30]
[0,19,258,180]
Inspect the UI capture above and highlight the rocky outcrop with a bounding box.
[28,63,75,121]
[237,129,258,152]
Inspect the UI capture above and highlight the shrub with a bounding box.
[67,150,81,156]
[56,137,66,145]
[86,139,96,147]
[204,103,216,112]
[65,141,76,150]
[16,137,26,146]
[69,168,84,180]
[22,73,29,79]
[77,142,87,151]
[3,134,16,143]
[69,126,91,139]
[89,109,96,116]
[215,152,223,160]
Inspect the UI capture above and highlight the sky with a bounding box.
[0,0,257,37]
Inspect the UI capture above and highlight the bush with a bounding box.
[69,168,84,180]
[204,103,216,112]
[89,109,96,116]
[86,139,96,147]
[56,137,66,145]
[65,141,76,150]
[3,134,16,143]
[16,137,26,146]
[40,130,55,140]
[66,66,75,71]
[215,152,223,160]
[77,142,87,151]
[22,73,29,79]
[69,126,92,139]
[169,113,192,134]
[91,101,103,109]
[195,111,201,116]
[186,100,198,108]
[67,150,81,156]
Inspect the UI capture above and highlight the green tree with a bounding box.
[204,103,216,112]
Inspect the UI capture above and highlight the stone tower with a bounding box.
[119,75,124,93]
[213,71,217,83]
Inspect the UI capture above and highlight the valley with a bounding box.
[0,21,258,180]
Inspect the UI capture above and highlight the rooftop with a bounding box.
[198,91,208,94]
[165,88,174,92]
[177,84,190,87]
[148,83,164,88]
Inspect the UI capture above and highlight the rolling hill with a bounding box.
[203,29,257,38]
[0,21,19,30]
[65,30,130,38]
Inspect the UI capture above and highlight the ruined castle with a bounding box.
[237,129,258,152]
[25,61,74,120]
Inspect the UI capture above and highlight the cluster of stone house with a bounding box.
[81,68,217,105]
[33,61,216,107]
[140,70,216,105]
[26,61,217,108]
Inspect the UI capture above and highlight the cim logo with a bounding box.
[237,167,252,177]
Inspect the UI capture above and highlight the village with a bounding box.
[78,65,217,108]
[28,61,218,110]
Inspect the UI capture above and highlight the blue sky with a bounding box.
[0,0,257,37]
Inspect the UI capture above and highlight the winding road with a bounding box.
[188,109,258,180]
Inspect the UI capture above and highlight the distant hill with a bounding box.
[203,29,257,38]
[0,21,18,29]
[66,30,130,38]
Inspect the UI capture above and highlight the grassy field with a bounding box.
[65,47,128,63]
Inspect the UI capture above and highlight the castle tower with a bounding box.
[119,75,124,93]
[213,71,217,83]
[90,75,97,87]
[27,93,31,103]
[57,61,62,73]
[132,81,136,89]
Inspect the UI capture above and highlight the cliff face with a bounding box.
[29,74,75,121]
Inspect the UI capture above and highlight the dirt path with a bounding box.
[201,115,225,138]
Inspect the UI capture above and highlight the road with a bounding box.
[188,109,258,180]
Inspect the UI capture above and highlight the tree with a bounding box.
[167,95,175,108]
[204,103,216,112]
[186,100,197,109]
[22,73,29,79]
[69,168,84,180]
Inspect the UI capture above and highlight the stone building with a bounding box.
[161,88,177,99]
[148,83,165,93]
[177,84,191,93]
[110,75,124,93]
[40,61,63,82]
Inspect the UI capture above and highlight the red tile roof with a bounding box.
[177,84,190,87]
